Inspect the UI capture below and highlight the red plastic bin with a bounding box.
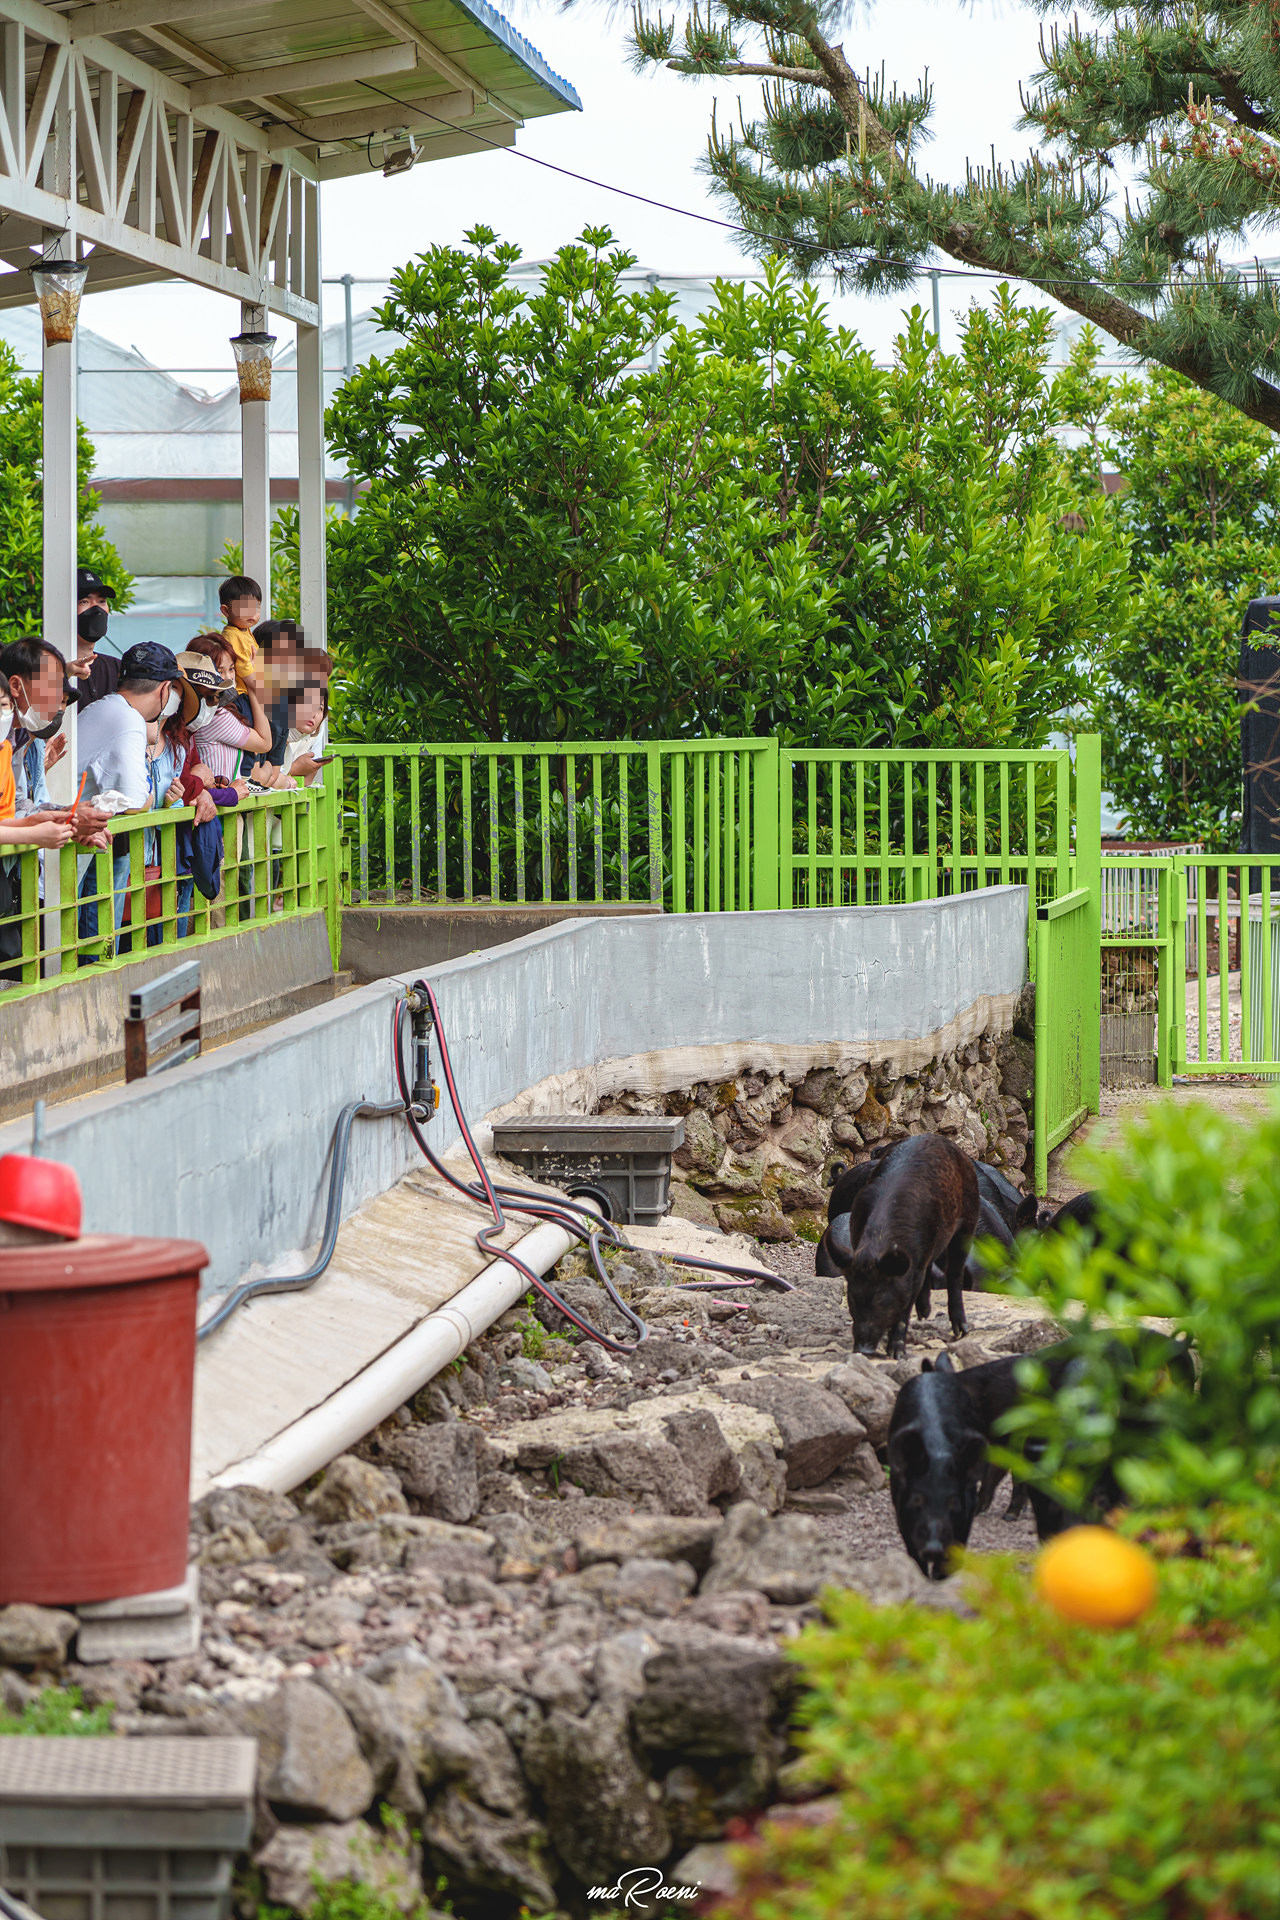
[0,1235,207,1605]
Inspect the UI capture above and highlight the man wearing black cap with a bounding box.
[76,641,181,949]
[69,567,118,711]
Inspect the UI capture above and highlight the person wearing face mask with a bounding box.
[67,569,120,711]
[0,680,75,983]
[75,641,181,951]
[0,638,110,847]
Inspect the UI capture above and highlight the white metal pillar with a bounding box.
[42,322,77,808]
[297,318,326,652]
[40,306,77,976]
[239,301,272,619]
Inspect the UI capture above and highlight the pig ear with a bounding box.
[932,1350,956,1375]
[958,1430,988,1475]
[920,1358,933,1373]
[825,1159,847,1189]
[1013,1194,1041,1234]
[828,1211,854,1263]
[888,1424,928,1475]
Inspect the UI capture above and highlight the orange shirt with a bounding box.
[221,622,260,695]
[0,741,14,822]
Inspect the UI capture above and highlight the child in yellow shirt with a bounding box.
[218,574,263,694]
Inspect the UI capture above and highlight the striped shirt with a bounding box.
[187,706,256,782]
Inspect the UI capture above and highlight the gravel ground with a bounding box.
[815,1480,1041,1560]
[717,1233,1052,1565]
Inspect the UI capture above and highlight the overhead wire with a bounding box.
[349,77,1271,298]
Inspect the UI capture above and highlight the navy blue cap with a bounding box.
[118,642,180,682]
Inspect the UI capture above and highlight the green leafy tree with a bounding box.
[323,225,836,744]
[628,0,1280,433]
[321,228,1125,748]
[0,338,131,645]
[1057,330,1280,846]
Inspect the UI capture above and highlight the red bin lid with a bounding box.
[0,1235,209,1294]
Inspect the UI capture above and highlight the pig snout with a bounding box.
[918,1536,952,1582]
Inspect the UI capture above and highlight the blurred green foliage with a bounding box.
[0,1683,113,1735]
[718,1527,1280,1919]
[995,1099,1280,1515]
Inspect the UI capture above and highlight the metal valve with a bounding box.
[405,986,438,1119]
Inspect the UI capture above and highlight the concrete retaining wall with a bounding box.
[0,889,1026,1299]
[0,912,339,1120]
[341,900,660,980]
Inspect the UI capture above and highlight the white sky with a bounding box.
[73,0,1128,386]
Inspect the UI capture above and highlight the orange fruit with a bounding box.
[1035,1526,1157,1627]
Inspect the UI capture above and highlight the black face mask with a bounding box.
[33,712,65,741]
[77,606,109,644]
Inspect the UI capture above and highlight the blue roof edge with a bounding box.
[447,0,583,112]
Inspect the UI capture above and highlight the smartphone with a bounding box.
[312,753,336,766]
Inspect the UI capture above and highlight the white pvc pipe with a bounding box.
[206,1211,586,1495]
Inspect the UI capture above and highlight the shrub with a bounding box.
[717,1524,1280,1920]
[992,1098,1280,1515]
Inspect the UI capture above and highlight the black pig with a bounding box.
[828,1135,979,1355]
[975,1161,1026,1230]
[887,1364,990,1580]
[888,1343,1076,1575]
[1012,1187,1101,1238]
[929,1191,1013,1294]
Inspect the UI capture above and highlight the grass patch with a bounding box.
[0,1685,114,1736]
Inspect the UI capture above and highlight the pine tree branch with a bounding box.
[1215,74,1270,134]
[709,61,830,84]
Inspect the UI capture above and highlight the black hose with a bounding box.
[196,1098,406,1342]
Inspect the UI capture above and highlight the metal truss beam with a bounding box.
[0,0,320,322]
[189,41,419,110]
[68,0,267,39]
[268,87,473,149]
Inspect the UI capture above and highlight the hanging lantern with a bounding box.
[230,329,277,404]
[29,257,89,345]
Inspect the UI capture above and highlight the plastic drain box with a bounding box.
[490,1115,686,1225]
[0,1737,256,1920]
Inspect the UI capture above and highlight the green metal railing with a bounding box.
[0,777,341,1000]
[1179,855,1280,1077]
[1098,852,1280,1082]
[334,739,778,914]
[334,734,1102,942]
[780,741,1100,981]
[1034,885,1094,1194]
[1100,855,1180,1090]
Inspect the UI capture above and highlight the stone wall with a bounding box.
[594,991,1036,1243]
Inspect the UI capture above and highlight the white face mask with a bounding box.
[189,699,218,732]
[17,705,39,731]
[0,709,12,743]
[160,687,181,721]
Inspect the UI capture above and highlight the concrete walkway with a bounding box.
[1047,1080,1277,1202]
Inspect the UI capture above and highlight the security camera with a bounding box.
[381,131,419,178]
